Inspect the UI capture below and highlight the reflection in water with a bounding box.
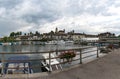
[0,44,81,53]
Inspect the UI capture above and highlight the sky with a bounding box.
[0,0,120,37]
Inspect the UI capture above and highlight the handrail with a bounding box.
[0,46,102,77]
[82,50,97,54]
[0,46,94,54]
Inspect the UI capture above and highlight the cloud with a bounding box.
[0,18,22,36]
[0,0,120,37]
[0,0,22,9]
[107,6,120,15]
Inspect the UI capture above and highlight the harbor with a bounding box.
[0,44,106,78]
[0,44,118,79]
[0,31,119,79]
[0,0,120,79]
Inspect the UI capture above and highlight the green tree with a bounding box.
[1,36,15,42]
[35,31,40,36]
[10,32,15,37]
[3,36,8,42]
[24,33,27,36]
[19,31,22,35]
[10,31,22,37]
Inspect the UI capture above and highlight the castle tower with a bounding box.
[55,27,58,33]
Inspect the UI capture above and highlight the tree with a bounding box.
[10,32,15,37]
[29,32,33,36]
[35,31,40,36]
[2,36,15,42]
[50,31,54,34]
[16,32,19,36]
[24,33,27,36]
[10,31,22,37]
[19,31,22,35]
[15,31,22,36]
[2,36,8,42]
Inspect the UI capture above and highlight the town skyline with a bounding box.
[0,27,117,45]
[0,27,117,38]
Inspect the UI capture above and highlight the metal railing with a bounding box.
[0,46,100,77]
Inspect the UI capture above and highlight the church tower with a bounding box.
[55,27,58,33]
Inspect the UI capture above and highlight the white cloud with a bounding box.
[0,8,6,16]
[107,6,120,15]
[17,25,34,32]
[0,0,120,37]
[12,0,42,17]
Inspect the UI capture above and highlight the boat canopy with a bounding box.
[4,56,32,74]
[7,56,29,63]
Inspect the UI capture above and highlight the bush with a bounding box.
[107,44,114,49]
[100,48,111,53]
[59,50,76,60]
[80,41,88,46]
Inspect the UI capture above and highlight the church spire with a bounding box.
[55,27,58,33]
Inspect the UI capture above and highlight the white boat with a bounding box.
[45,41,57,45]
[45,40,66,45]
[41,53,62,71]
[57,40,65,45]
[65,41,74,45]
[45,40,57,45]
[1,42,12,45]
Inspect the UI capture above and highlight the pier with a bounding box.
[0,46,119,79]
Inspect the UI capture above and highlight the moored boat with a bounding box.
[4,56,33,74]
[1,42,12,45]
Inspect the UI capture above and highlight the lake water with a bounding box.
[0,44,82,53]
[0,45,102,73]
[0,44,84,73]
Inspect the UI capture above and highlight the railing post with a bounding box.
[56,45,58,55]
[97,46,99,58]
[1,53,5,76]
[79,49,82,64]
[56,49,58,55]
[49,52,51,72]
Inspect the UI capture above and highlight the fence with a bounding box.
[0,46,100,78]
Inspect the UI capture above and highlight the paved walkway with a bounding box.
[38,49,120,79]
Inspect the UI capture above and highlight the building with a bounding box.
[55,27,65,34]
[68,33,85,41]
[81,34,99,42]
[98,32,115,38]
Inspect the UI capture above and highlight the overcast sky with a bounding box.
[0,0,120,37]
